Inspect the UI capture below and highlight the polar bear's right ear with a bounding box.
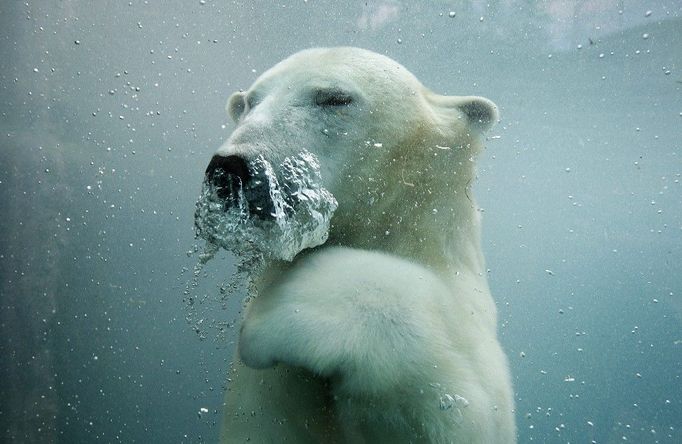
[227,91,246,122]
[454,96,499,133]
[428,93,499,133]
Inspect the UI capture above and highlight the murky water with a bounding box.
[2,2,681,443]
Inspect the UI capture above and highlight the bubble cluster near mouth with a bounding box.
[194,151,338,264]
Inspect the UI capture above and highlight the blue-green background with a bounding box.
[1,1,680,442]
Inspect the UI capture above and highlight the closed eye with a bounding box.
[314,88,354,107]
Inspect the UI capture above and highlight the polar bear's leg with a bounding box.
[238,247,450,388]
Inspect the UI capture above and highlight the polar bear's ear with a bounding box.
[430,94,499,133]
[227,91,246,122]
[454,96,499,133]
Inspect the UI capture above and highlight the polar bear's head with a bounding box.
[197,47,497,262]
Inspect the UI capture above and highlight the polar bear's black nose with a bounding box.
[204,154,276,219]
[205,155,251,200]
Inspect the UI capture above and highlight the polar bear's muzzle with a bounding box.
[204,154,276,220]
[196,150,337,261]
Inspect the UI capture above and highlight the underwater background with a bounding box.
[1,1,680,442]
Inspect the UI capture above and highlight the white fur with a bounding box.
[217,47,515,443]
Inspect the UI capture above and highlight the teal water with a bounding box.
[1,2,680,442]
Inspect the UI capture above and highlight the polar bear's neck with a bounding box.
[327,164,486,277]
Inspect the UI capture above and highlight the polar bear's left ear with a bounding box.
[454,96,499,133]
[227,91,246,122]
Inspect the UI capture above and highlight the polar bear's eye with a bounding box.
[314,89,354,107]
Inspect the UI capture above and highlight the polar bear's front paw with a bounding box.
[238,322,278,369]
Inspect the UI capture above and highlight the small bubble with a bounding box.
[642,33,649,39]
[645,10,652,17]
[448,11,456,18]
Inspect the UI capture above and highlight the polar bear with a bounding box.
[198,47,516,443]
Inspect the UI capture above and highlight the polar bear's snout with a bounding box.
[205,154,250,199]
[204,154,276,219]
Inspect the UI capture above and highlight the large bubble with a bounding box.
[194,150,338,266]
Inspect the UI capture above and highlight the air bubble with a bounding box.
[194,151,337,263]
